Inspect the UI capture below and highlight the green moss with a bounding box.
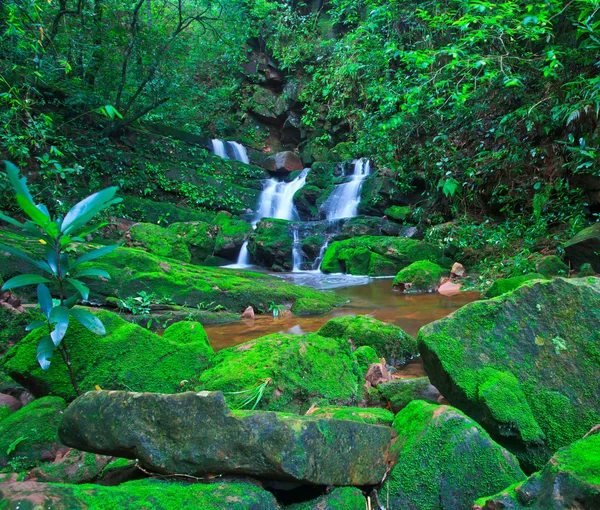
[286,487,366,510]
[308,406,394,426]
[1,309,214,401]
[379,377,437,412]
[213,217,252,259]
[129,223,191,263]
[198,332,361,413]
[120,196,215,226]
[0,396,66,469]
[354,345,379,377]
[556,431,600,485]
[321,236,445,276]
[579,262,595,276]
[393,260,448,293]
[0,405,11,422]
[385,206,411,223]
[531,254,569,277]
[318,315,417,363]
[248,218,294,269]
[484,273,547,298]
[291,298,333,316]
[167,222,217,264]
[0,308,43,358]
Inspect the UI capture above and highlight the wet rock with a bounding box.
[0,396,67,470]
[474,426,600,509]
[290,298,332,316]
[318,315,417,364]
[198,333,360,413]
[381,401,526,510]
[306,406,394,426]
[1,309,214,401]
[393,260,448,293]
[354,345,379,377]
[531,254,569,277]
[419,278,600,471]
[263,151,303,174]
[484,273,547,298]
[286,487,366,509]
[451,262,466,278]
[438,281,462,296]
[564,223,600,271]
[579,262,595,276]
[365,362,389,387]
[379,377,442,413]
[213,215,253,260]
[167,221,217,264]
[248,218,294,270]
[59,390,392,486]
[0,479,281,509]
[0,393,21,412]
[384,205,411,223]
[242,306,255,319]
[27,449,113,484]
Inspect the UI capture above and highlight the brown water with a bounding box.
[205,276,479,352]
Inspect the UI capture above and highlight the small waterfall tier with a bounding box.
[292,229,304,272]
[211,139,250,164]
[227,241,251,269]
[321,158,371,221]
[254,169,309,223]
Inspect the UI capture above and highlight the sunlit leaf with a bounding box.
[36,335,54,370]
[70,307,106,335]
[67,278,89,301]
[49,305,69,346]
[37,284,53,320]
[61,188,119,234]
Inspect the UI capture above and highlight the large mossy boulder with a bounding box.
[0,396,66,469]
[564,223,600,272]
[320,236,446,276]
[120,196,216,226]
[290,298,333,316]
[381,401,526,510]
[317,315,417,364]
[484,273,547,298]
[248,218,294,269]
[393,260,448,293]
[475,428,600,509]
[129,222,192,263]
[213,215,253,260]
[167,221,217,264]
[59,390,392,486]
[1,309,214,401]
[0,479,280,509]
[419,278,600,471]
[198,333,361,413]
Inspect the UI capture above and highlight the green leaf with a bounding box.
[74,268,110,279]
[70,244,119,269]
[37,284,53,320]
[2,274,50,290]
[0,243,53,274]
[49,305,70,346]
[26,319,46,331]
[3,161,35,204]
[70,307,106,335]
[36,335,54,370]
[6,435,27,455]
[15,193,51,228]
[0,212,24,229]
[67,278,89,301]
[64,293,80,309]
[61,187,119,234]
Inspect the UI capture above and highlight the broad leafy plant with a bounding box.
[0,161,121,395]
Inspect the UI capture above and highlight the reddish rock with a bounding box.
[262,151,303,174]
[242,306,255,320]
[451,262,466,278]
[0,394,22,412]
[438,281,462,296]
[365,362,389,387]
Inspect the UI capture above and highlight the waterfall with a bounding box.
[321,158,371,220]
[292,229,303,272]
[253,169,309,223]
[211,139,250,164]
[312,236,330,271]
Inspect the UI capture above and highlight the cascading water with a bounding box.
[292,229,303,272]
[211,139,250,164]
[211,139,229,159]
[227,240,251,268]
[229,142,250,164]
[312,236,330,271]
[321,158,371,221]
[253,169,309,223]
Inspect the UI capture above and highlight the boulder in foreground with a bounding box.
[59,390,392,486]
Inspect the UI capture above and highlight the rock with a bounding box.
[384,205,411,223]
[0,307,43,358]
[0,393,21,412]
[286,487,366,509]
[27,449,113,483]
[321,236,447,276]
[379,377,442,413]
[354,345,379,377]
[0,479,281,509]
[438,281,462,296]
[474,426,600,509]
[531,254,569,277]
[419,278,600,471]
[579,262,595,276]
[213,215,253,260]
[564,223,600,272]
[318,315,418,364]
[59,390,392,486]
[1,309,214,401]
[290,298,332,316]
[484,273,547,298]
[198,333,360,412]
[306,406,394,426]
[248,218,294,270]
[365,362,389,387]
[0,396,67,470]
[242,306,255,319]
[128,222,192,263]
[168,221,217,264]
[381,401,526,509]
[263,151,303,174]
[451,262,466,278]
[393,260,448,293]
[293,185,322,220]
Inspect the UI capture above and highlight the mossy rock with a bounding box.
[318,315,417,364]
[0,396,66,469]
[354,345,379,377]
[0,479,280,509]
[291,298,332,316]
[27,449,113,484]
[393,260,448,293]
[475,428,600,509]
[0,308,43,358]
[301,235,326,260]
[129,222,192,263]
[1,309,214,401]
[419,278,600,471]
[579,262,595,276]
[564,222,600,272]
[382,401,526,509]
[213,217,252,260]
[385,205,411,223]
[308,406,394,426]
[293,185,322,219]
[167,221,217,264]
[484,273,547,298]
[531,254,569,277]
[378,377,441,413]
[286,487,366,509]
[320,236,445,276]
[305,162,336,189]
[0,404,11,422]
[120,196,215,226]
[248,218,294,269]
[198,333,361,413]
